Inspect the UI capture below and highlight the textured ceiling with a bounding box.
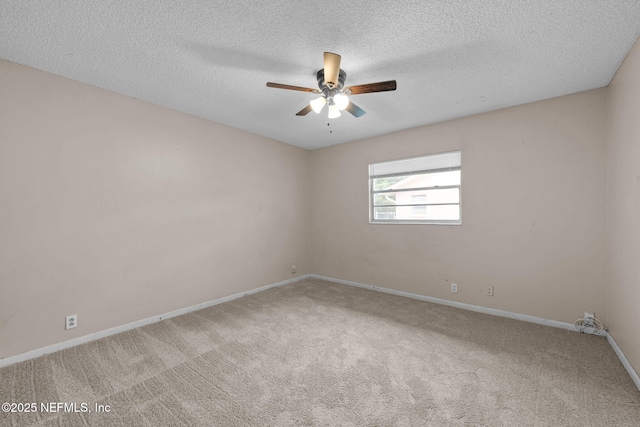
[1,1,640,150]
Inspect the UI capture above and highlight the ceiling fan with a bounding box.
[266,52,397,119]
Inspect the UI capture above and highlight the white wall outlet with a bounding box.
[65,314,77,330]
[290,265,296,274]
[584,312,595,326]
[485,286,494,296]
[451,283,458,293]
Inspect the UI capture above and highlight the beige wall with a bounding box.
[607,38,640,375]
[0,60,310,359]
[310,89,608,325]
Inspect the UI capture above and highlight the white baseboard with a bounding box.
[311,274,640,392]
[0,274,311,369]
[310,274,576,331]
[606,333,640,391]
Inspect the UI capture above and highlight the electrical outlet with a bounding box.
[65,314,77,330]
[451,283,458,293]
[290,265,296,274]
[584,312,595,326]
[484,286,494,296]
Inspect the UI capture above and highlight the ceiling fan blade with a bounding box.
[295,104,313,116]
[323,52,341,88]
[267,82,320,93]
[345,102,366,118]
[346,80,397,95]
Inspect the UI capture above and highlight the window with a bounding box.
[411,195,427,216]
[369,151,461,224]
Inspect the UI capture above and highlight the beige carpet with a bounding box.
[1,278,638,426]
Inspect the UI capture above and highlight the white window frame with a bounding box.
[369,151,462,225]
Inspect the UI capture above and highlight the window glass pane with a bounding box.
[373,191,400,205]
[422,205,460,221]
[411,202,426,216]
[373,193,396,206]
[373,205,460,221]
[424,188,459,204]
[412,195,427,203]
[373,170,459,192]
[372,188,459,207]
[373,207,396,220]
[373,176,407,191]
[435,170,461,186]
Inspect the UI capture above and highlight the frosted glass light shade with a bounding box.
[333,93,349,110]
[328,104,341,119]
[310,96,326,113]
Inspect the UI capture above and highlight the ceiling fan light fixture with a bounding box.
[266,52,396,119]
[333,93,349,110]
[328,103,341,119]
[310,96,326,114]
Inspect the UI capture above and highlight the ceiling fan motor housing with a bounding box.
[317,69,346,91]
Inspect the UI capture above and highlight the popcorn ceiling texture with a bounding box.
[1,0,639,149]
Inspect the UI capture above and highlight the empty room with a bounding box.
[1,1,640,426]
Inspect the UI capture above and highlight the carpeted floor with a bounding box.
[1,278,639,426]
